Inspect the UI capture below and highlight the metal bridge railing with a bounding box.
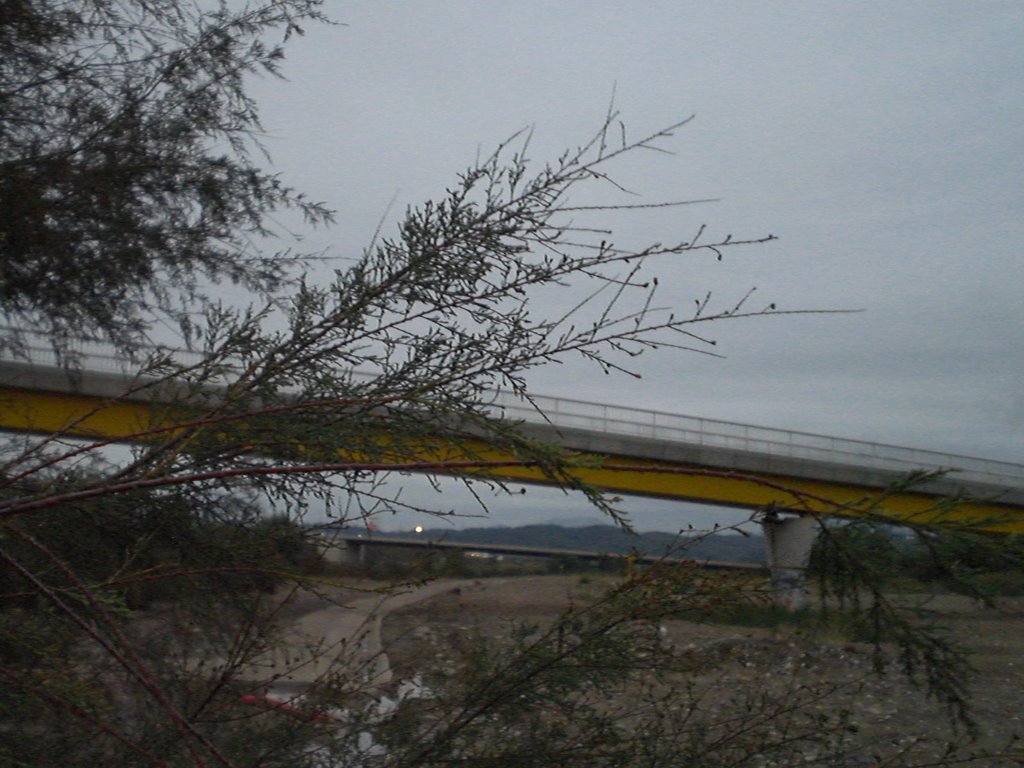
[487,392,1024,489]
[3,327,1023,491]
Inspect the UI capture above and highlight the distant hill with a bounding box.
[383,524,765,564]
[538,515,608,528]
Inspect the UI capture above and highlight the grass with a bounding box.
[674,596,895,644]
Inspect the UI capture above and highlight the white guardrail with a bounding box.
[3,328,1023,490]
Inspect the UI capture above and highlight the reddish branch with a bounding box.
[0,666,171,766]
[0,526,238,768]
[0,565,302,602]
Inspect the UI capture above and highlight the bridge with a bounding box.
[3,330,1023,605]
[319,530,764,572]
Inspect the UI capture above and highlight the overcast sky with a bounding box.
[244,2,1023,532]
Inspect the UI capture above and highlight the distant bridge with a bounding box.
[320,531,764,572]
[2,330,1023,533]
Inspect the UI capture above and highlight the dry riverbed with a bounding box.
[374,575,1024,766]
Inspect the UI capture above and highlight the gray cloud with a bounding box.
[245,2,1023,527]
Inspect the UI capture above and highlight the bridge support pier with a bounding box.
[760,511,819,611]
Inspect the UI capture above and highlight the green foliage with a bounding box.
[0,486,315,613]
[803,518,1024,731]
[674,596,899,646]
[900,532,1024,594]
[810,522,1024,596]
[809,523,904,589]
[0,0,333,348]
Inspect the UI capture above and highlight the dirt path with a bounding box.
[234,578,483,692]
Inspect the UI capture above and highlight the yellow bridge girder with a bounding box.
[2,385,1022,533]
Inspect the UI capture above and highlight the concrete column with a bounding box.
[760,511,820,611]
